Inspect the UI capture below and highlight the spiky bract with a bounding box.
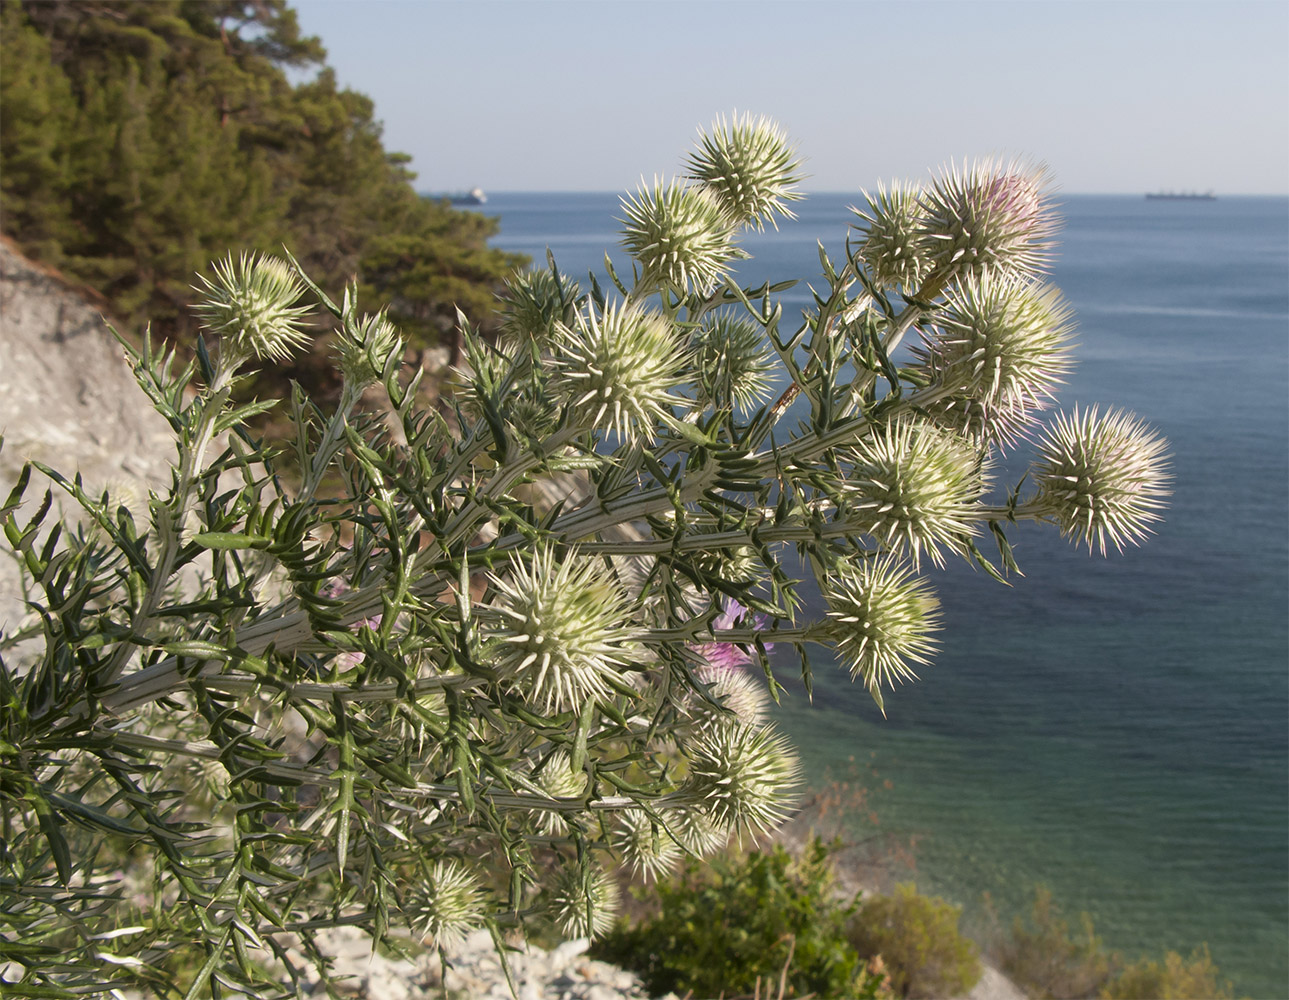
[192,252,310,363]
[488,547,635,714]
[1030,407,1171,555]
[686,112,804,231]
[554,301,686,441]
[823,557,941,712]
[407,860,485,951]
[919,159,1057,282]
[852,180,930,291]
[335,311,403,390]
[692,313,777,411]
[683,723,801,839]
[913,273,1075,447]
[620,179,744,294]
[613,809,682,883]
[842,419,986,566]
[548,862,620,940]
[499,266,580,351]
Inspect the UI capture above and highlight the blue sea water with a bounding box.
[477,192,1289,998]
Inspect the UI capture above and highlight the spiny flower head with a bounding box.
[192,252,310,364]
[488,546,635,714]
[686,112,804,231]
[547,861,620,940]
[913,273,1075,447]
[613,809,683,883]
[533,752,587,836]
[335,311,403,390]
[620,178,745,294]
[691,313,778,412]
[852,180,930,291]
[919,158,1057,282]
[499,266,580,351]
[406,860,486,951]
[554,301,687,441]
[685,663,772,730]
[823,556,941,713]
[842,418,986,567]
[683,723,801,839]
[1030,406,1171,555]
[665,804,728,858]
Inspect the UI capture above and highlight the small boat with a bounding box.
[451,187,487,206]
[1145,191,1216,201]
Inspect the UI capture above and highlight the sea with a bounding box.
[474,191,1289,998]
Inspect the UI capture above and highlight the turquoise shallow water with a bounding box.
[479,192,1289,998]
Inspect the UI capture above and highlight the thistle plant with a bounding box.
[0,116,1170,997]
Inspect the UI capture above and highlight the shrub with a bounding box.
[594,836,888,999]
[0,114,1170,997]
[848,883,982,998]
[1102,945,1233,1000]
[995,886,1115,998]
[994,887,1231,1000]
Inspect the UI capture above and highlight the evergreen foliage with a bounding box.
[0,0,524,391]
[594,837,890,999]
[848,883,981,998]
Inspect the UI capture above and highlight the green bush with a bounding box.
[848,883,981,999]
[594,836,889,999]
[1102,945,1232,1000]
[995,887,1232,1000]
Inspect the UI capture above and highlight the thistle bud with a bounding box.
[918,159,1057,284]
[852,181,930,290]
[1030,407,1171,555]
[499,266,580,351]
[547,861,620,940]
[612,809,682,883]
[335,311,403,390]
[620,178,745,294]
[406,860,485,951]
[683,723,801,839]
[487,547,635,714]
[842,418,986,567]
[822,557,941,712]
[193,252,310,364]
[691,313,777,412]
[686,112,803,232]
[554,302,686,441]
[913,273,1074,447]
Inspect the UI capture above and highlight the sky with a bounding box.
[290,0,1289,194]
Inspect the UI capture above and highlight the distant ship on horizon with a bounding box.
[421,187,487,206]
[1146,190,1216,201]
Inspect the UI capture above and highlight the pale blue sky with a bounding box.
[291,0,1289,194]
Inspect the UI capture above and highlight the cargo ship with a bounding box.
[1146,191,1216,201]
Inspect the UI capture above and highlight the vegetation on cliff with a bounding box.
[0,0,524,393]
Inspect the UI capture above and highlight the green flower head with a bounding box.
[192,252,310,364]
[913,272,1075,447]
[554,301,687,441]
[683,722,801,839]
[488,546,635,714]
[1030,406,1171,555]
[687,112,804,231]
[852,180,930,291]
[823,556,941,713]
[620,178,745,294]
[842,418,986,567]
